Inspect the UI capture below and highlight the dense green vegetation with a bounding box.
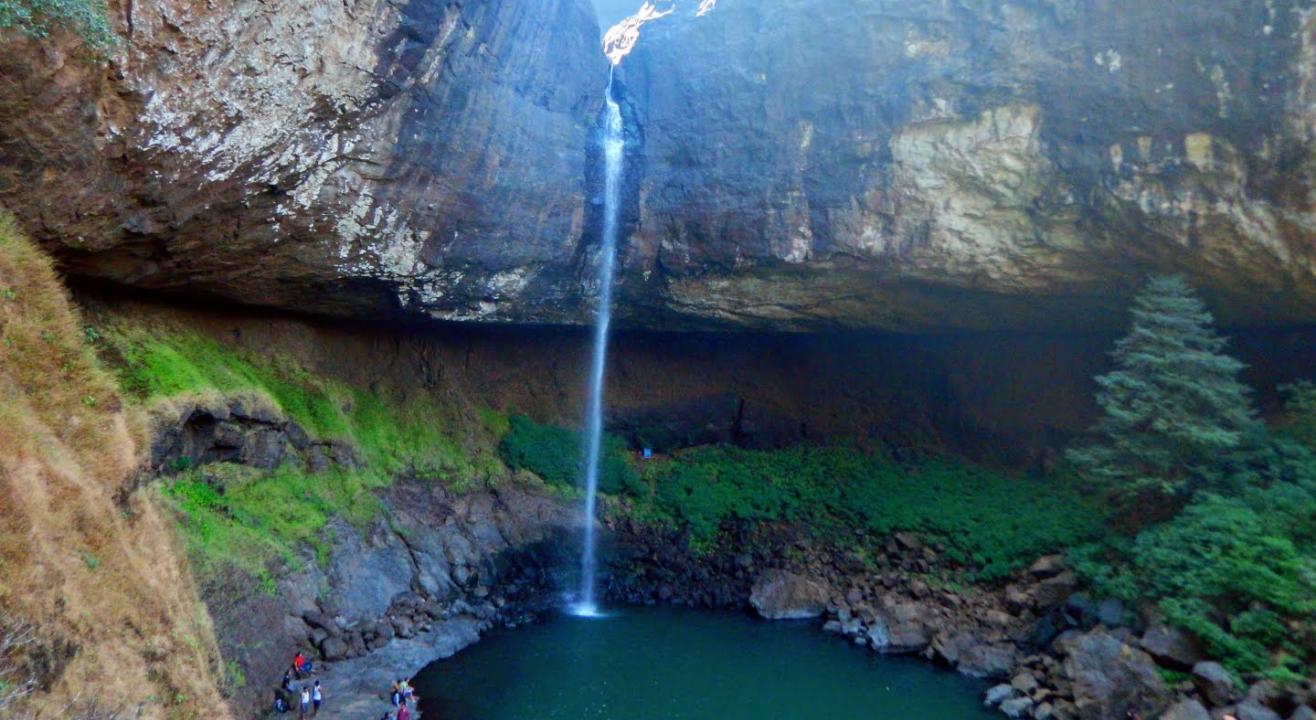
[1069,277,1316,681]
[0,0,116,51]
[634,445,1106,580]
[97,323,503,585]
[499,414,642,496]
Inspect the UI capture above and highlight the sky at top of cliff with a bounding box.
[599,0,717,65]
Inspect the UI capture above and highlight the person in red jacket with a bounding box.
[293,651,307,678]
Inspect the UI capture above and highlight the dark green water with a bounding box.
[413,607,997,720]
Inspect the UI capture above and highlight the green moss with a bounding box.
[160,463,386,589]
[101,324,506,585]
[632,445,1107,580]
[102,325,490,482]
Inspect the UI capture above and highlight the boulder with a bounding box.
[1012,671,1041,695]
[1001,697,1035,719]
[749,570,830,620]
[1237,699,1284,720]
[1289,706,1316,720]
[1161,700,1211,720]
[985,684,1018,707]
[1192,661,1236,706]
[1029,555,1067,578]
[1035,571,1079,608]
[866,598,932,653]
[1140,624,1204,670]
[1094,599,1126,628]
[319,636,350,662]
[1059,629,1172,720]
[958,642,1020,680]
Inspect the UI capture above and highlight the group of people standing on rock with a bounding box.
[378,677,419,720]
[267,650,422,719]
[272,651,324,718]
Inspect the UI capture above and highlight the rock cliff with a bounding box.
[1,0,1313,331]
[620,0,1316,331]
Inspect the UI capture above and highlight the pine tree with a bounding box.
[1067,276,1261,519]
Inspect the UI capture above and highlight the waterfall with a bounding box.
[572,68,624,618]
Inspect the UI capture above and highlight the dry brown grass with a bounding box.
[0,214,231,719]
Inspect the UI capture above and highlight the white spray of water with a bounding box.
[572,67,625,618]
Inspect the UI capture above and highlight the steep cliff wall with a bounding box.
[2,0,1312,332]
[619,0,1316,331]
[0,0,606,321]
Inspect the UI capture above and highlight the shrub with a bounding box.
[498,414,641,496]
[1073,481,1316,677]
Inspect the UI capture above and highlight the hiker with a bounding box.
[399,677,413,702]
[282,670,294,694]
[299,686,311,719]
[311,680,323,717]
[293,651,308,678]
[273,693,289,714]
[390,680,402,707]
[397,702,411,720]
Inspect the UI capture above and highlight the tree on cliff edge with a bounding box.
[1067,276,1261,523]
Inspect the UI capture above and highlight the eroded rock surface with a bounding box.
[749,569,830,619]
[621,0,1316,331]
[3,0,1314,332]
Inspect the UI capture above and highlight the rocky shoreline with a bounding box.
[604,519,1316,720]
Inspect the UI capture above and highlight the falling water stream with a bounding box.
[572,68,625,617]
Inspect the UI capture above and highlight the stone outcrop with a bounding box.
[749,569,830,619]
[3,0,1315,333]
[0,0,605,324]
[620,0,1316,332]
[1139,623,1204,671]
[1056,629,1171,720]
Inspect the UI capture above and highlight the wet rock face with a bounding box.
[619,0,1316,331]
[3,0,1315,332]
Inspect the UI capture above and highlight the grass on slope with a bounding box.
[0,214,229,718]
[94,320,505,588]
[499,413,642,496]
[160,465,383,593]
[102,324,492,481]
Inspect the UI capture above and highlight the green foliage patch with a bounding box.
[1067,277,1316,680]
[0,0,117,51]
[100,324,504,585]
[160,463,384,591]
[1073,474,1316,679]
[103,325,495,482]
[498,414,642,496]
[634,445,1106,580]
